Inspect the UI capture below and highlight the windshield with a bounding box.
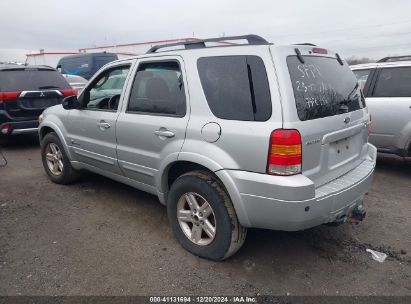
[287,56,365,121]
[0,70,70,91]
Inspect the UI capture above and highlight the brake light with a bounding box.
[267,129,302,176]
[60,89,78,97]
[1,124,11,134]
[312,47,328,54]
[0,91,21,103]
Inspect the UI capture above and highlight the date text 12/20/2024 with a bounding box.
[149,296,257,303]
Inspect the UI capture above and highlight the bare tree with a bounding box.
[346,56,375,65]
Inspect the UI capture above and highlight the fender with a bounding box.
[157,151,251,227]
[39,121,72,160]
[155,152,224,204]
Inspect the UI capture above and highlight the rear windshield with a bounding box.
[59,57,92,75]
[0,69,70,91]
[287,56,365,121]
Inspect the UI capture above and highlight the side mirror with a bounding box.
[62,95,81,110]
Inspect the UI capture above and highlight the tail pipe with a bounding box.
[327,204,366,227]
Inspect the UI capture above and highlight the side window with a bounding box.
[127,61,186,116]
[373,67,411,97]
[352,69,370,92]
[197,56,271,121]
[82,65,130,110]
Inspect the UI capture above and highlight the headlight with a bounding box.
[38,114,44,124]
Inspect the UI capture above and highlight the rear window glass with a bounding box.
[59,57,92,75]
[287,56,365,121]
[0,69,70,91]
[197,56,271,121]
[373,67,411,97]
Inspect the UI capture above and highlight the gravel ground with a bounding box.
[0,135,410,296]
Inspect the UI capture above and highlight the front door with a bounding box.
[66,64,131,174]
[116,57,189,187]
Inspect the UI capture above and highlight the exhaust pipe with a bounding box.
[348,204,366,224]
[327,204,366,227]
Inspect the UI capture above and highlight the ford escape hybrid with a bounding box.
[39,35,376,260]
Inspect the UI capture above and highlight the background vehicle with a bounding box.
[352,56,411,157]
[56,53,118,80]
[0,64,75,135]
[39,35,376,260]
[62,74,88,92]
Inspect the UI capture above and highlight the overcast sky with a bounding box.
[1,0,411,62]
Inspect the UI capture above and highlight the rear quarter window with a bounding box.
[197,55,271,121]
[287,55,365,121]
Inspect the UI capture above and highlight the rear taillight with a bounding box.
[60,89,78,97]
[1,124,11,134]
[0,91,21,103]
[267,129,302,176]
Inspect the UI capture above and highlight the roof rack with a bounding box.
[377,55,411,63]
[146,34,270,54]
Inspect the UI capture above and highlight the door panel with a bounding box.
[366,97,411,149]
[66,64,132,175]
[67,110,121,174]
[367,67,411,149]
[116,57,189,187]
[116,115,188,185]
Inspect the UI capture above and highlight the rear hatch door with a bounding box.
[271,45,370,187]
[0,68,71,119]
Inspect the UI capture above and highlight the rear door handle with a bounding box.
[154,129,175,138]
[97,121,111,129]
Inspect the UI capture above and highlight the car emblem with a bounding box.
[39,92,45,97]
[344,117,350,124]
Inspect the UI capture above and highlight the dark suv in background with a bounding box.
[0,64,75,136]
[56,53,118,80]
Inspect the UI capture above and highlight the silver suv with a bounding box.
[351,56,411,157]
[39,35,376,260]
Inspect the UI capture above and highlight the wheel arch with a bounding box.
[39,122,72,160]
[158,156,251,227]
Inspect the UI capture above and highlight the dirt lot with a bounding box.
[0,135,410,296]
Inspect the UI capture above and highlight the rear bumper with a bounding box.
[0,120,39,135]
[217,143,377,231]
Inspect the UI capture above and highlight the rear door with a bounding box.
[273,46,369,187]
[116,56,189,187]
[366,66,411,152]
[66,63,131,174]
[0,68,71,120]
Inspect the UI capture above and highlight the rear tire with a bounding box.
[167,170,246,261]
[41,132,79,184]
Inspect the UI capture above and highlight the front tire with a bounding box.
[167,171,246,261]
[41,132,79,184]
